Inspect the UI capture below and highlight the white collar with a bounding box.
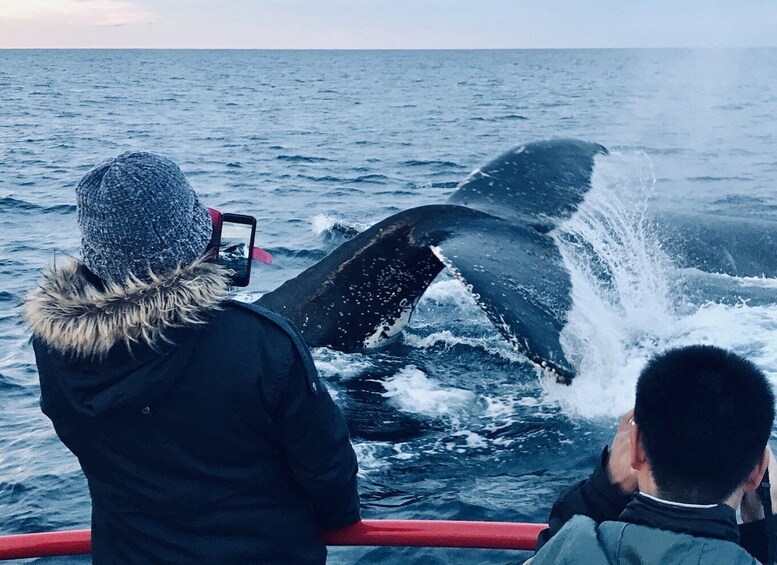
[640,492,718,509]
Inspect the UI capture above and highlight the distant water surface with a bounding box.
[1,49,776,563]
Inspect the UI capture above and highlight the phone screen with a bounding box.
[218,214,256,287]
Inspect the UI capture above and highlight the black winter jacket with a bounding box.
[25,260,360,564]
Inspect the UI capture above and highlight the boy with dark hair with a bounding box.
[636,346,775,505]
[529,345,776,564]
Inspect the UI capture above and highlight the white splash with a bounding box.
[736,275,777,289]
[311,214,337,235]
[451,430,488,448]
[418,278,482,309]
[404,330,523,363]
[311,213,371,236]
[352,442,393,475]
[545,152,777,419]
[381,365,475,418]
[312,349,374,380]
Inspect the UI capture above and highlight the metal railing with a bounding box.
[0,520,546,560]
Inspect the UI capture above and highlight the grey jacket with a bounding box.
[528,514,760,564]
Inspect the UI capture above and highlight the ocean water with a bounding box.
[1,49,777,563]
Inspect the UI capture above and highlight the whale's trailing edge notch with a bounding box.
[257,139,608,382]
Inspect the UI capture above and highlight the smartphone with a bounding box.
[217,213,257,287]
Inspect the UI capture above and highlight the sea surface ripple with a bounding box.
[1,49,776,564]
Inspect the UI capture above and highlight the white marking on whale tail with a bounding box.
[363,300,415,349]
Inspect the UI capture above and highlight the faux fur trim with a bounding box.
[24,258,229,358]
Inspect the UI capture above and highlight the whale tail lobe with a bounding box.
[258,140,608,381]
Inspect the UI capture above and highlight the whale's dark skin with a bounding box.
[258,139,606,383]
[257,138,776,383]
[654,211,777,278]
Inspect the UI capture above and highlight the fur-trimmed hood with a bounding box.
[26,259,230,417]
[25,258,229,358]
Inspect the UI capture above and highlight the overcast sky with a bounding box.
[1,0,776,49]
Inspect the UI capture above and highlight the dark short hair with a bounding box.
[634,345,775,504]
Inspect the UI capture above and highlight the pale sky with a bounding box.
[1,0,776,49]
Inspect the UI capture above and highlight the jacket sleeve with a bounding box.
[274,334,361,530]
[739,518,771,563]
[535,446,632,550]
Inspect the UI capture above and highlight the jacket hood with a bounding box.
[25,258,230,417]
[25,258,229,359]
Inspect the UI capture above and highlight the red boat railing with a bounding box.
[0,520,546,560]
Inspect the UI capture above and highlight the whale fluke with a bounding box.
[449,138,607,227]
[257,204,483,351]
[258,139,607,381]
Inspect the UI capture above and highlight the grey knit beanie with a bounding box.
[76,151,213,282]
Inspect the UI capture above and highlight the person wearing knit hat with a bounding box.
[76,151,213,282]
[24,151,361,564]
